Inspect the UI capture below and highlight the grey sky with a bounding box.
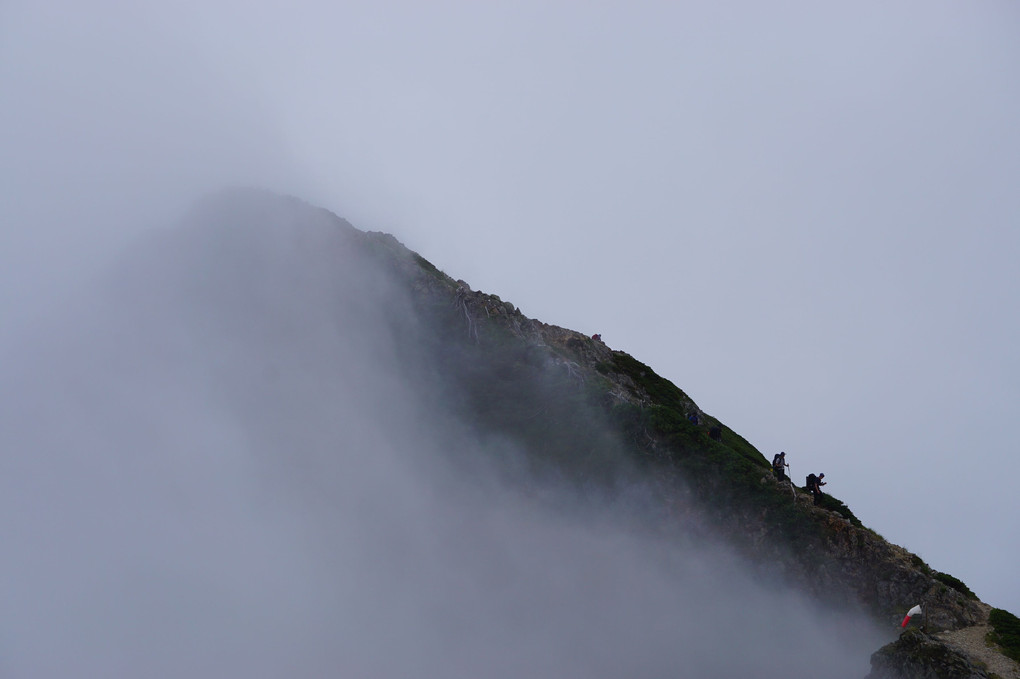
[2,0,1018,626]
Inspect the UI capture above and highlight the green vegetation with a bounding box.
[988,608,1020,663]
[932,571,978,600]
[412,253,443,278]
[712,422,771,470]
[815,493,863,528]
[558,349,869,554]
[592,353,853,550]
[608,352,692,412]
[602,352,771,472]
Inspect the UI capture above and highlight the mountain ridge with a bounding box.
[83,188,1014,678]
[296,192,1015,678]
[357,219,978,613]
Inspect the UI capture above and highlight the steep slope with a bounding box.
[354,208,983,626]
[173,191,1013,677]
[191,190,1009,672]
[328,195,1018,678]
[3,189,1011,678]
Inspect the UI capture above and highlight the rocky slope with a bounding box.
[353,218,981,619]
[867,604,1020,679]
[164,191,1016,678]
[346,203,1018,679]
[867,629,994,679]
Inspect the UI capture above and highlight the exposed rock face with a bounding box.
[807,512,984,630]
[867,630,991,679]
[718,491,985,630]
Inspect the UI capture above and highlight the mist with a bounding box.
[0,189,888,677]
[4,0,1018,623]
[13,1,992,674]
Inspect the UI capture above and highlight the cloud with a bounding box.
[0,193,885,676]
[3,0,1014,671]
[0,0,304,345]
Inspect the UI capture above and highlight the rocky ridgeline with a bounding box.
[345,213,1008,679]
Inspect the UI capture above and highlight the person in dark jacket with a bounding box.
[772,452,789,482]
[806,472,826,505]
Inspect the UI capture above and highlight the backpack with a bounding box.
[806,473,817,488]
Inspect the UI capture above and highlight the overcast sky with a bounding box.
[2,0,1018,623]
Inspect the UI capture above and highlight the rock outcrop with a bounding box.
[866,630,992,679]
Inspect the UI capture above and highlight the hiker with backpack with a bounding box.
[772,452,789,482]
[806,472,826,505]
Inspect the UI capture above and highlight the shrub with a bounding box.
[813,492,864,528]
[932,571,977,600]
[988,608,1020,663]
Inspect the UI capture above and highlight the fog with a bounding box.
[10,0,1012,673]
[0,192,885,676]
[4,2,1018,622]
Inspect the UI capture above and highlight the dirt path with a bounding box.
[937,622,1020,679]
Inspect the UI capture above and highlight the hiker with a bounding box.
[806,472,826,505]
[772,452,789,482]
[688,412,700,425]
[709,426,722,441]
[591,333,602,342]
